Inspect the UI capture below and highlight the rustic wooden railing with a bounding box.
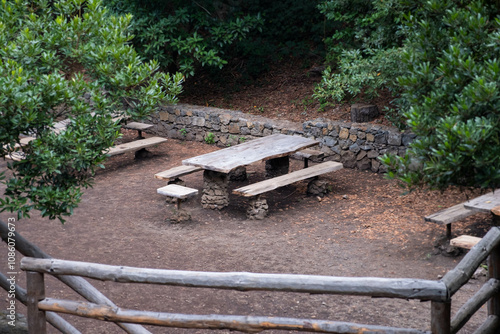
[3,220,500,333]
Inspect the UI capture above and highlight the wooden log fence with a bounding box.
[3,220,500,333]
[0,219,151,334]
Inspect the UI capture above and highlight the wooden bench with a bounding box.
[450,235,482,250]
[425,203,476,239]
[123,122,153,139]
[107,136,167,157]
[157,184,198,210]
[291,148,324,168]
[233,161,343,197]
[154,165,203,182]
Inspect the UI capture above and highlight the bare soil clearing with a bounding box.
[0,131,494,333]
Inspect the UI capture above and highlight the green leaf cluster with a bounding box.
[105,0,263,77]
[380,0,500,190]
[0,0,183,222]
[314,0,406,124]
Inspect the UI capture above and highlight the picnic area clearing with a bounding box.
[0,132,494,333]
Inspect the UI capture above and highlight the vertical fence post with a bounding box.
[26,271,46,334]
[488,245,500,318]
[431,301,451,334]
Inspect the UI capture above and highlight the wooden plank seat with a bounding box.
[291,148,324,168]
[425,203,476,239]
[123,121,153,139]
[233,161,343,197]
[157,184,198,210]
[450,235,482,250]
[107,136,167,157]
[155,165,203,182]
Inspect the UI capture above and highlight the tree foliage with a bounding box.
[0,0,183,222]
[313,0,406,117]
[105,0,263,77]
[381,0,500,190]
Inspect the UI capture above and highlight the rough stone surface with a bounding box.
[246,196,269,220]
[201,170,229,209]
[307,179,330,197]
[229,166,247,182]
[168,209,192,223]
[350,104,379,123]
[150,104,414,174]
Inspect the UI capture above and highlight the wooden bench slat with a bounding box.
[107,137,167,156]
[155,165,203,181]
[157,184,198,199]
[424,203,475,225]
[450,235,482,250]
[233,161,343,197]
[291,148,324,160]
[123,122,153,131]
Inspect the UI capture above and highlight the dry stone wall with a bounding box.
[149,104,416,173]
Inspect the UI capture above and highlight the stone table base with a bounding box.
[246,196,269,220]
[201,170,229,209]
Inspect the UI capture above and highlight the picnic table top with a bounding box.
[463,190,500,213]
[182,134,318,173]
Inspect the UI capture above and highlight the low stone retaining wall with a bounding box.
[149,104,415,173]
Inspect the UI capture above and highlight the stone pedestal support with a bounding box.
[201,170,229,209]
[246,196,269,220]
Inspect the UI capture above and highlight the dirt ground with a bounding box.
[0,131,495,333]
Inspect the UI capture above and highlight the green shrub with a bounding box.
[0,0,183,222]
[105,0,263,77]
[381,0,500,190]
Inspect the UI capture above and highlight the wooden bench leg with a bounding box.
[446,224,452,239]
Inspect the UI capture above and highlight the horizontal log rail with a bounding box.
[450,278,500,334]
[38,298,430,334]
[442,227,500,296]
[12,224,500,333]
[0,219,151,334]
[0,272,80,334]
[20,257,448,301]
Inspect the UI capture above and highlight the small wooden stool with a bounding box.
[157,184,198,210]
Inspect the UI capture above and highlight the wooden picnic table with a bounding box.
[181,134,319,210]
[182,134,318,173]
[464,190,500,213]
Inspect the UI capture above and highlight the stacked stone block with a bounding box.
[149,104,416,173]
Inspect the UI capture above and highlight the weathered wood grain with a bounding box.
[157,184,198,199]
[182,134,318,173]
[123,122,153,131]
[233,161,343,197]
[442,227,500,296]
[0,272,80,334]
[21,257,448,301]
[425,203,475,225]
[450,278,500,334]
[27,271,46,334]
[38,298,430,334]
[154,165,203,181]
[450,235,482,250]
[107,137,167,156]
[471,315,499,334]
[464,191,500,213]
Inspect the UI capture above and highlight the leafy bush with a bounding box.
[381,0,500,190]
[0,0,183,222]
[314,0,406,125]
[105,0,263,77]
[313,47,404,107]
